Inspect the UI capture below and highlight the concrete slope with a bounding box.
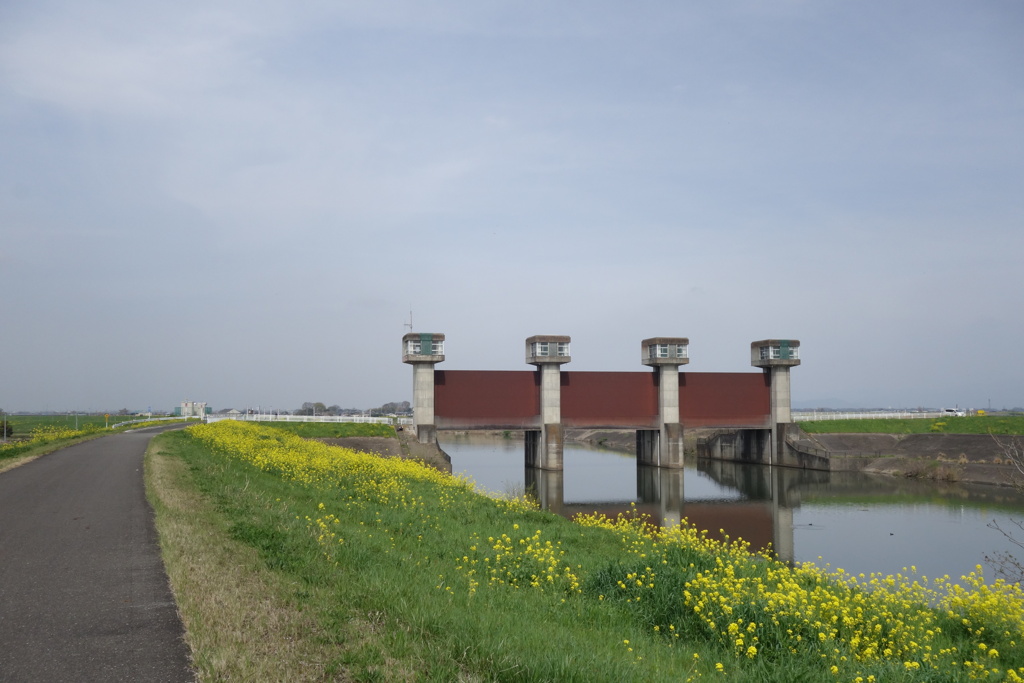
[0,427,194,683]
[812,433,1009,461]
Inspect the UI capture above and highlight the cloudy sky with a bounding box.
[2,1,1022,413]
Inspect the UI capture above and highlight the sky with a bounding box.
[1,1,1022,414]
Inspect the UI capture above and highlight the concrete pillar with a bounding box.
[750,339,801,466]
[525,467,564,513]
[773,366,793,424]
[772,496,795,564]
[402,332,445,444]
[637,466,684,529]
[636,430,659,465]
[641,337,689,468]
[524,430,540,468]
[526,335,570,470]
[410,363,436,443]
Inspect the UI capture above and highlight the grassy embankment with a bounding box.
[147,420,1024,682]
[799,415,1024,435]
[252,421,396,438]
[0,414,196,472]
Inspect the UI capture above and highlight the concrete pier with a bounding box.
[638,337,688,468]
[402,332,445,444]
[751,339,801,465]
[525,335,571,470]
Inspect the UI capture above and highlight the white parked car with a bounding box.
[943,408,966,417]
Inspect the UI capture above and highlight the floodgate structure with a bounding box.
[402,333,826,473]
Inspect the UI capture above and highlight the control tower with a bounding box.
[751,339,801,464]
[402,332,445,443]
[524,335,571,470]
[638,337,689,468]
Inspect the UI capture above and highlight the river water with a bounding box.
[438,433,1024,584]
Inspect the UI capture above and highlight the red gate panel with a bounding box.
[680,372,771,428]
[432,369,771,429]
[561,371,658,428]
[434,370,540,429]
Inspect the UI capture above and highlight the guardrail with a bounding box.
[110,416,199,429]
[785,437,831,459]
[694,433,889,461]
[793,411,948,422]
[205,413,399,425]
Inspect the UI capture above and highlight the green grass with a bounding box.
[0,428,106,469]
[253,421,395,438]
[799,415,1024,435]
[147,423,1024,682]
[0,414,193,469]
[153,429,701,681]
[1,413,120,435]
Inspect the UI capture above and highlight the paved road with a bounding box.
[0,427,194,682]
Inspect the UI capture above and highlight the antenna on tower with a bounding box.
[404,308,413,332]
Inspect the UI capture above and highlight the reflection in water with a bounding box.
[526,463,794,564]
[439,433,1024,582]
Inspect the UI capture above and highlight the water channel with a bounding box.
[438,433,1024,584]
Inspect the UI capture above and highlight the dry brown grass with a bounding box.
[145,440,351,681]
[0,434,105,474]
[0,454,35,474]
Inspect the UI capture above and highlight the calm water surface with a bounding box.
[439,433,1024,584]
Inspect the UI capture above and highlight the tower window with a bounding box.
[760,345,797,361]
[650,343,687,359]
[407,339,443,355]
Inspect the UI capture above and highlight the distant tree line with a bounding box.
[292,401,411,417]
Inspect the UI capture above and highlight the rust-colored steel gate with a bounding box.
[434,370,770,430]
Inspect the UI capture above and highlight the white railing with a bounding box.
[793,411,947,422]
[205,413,396,425]
[111,416,199,429]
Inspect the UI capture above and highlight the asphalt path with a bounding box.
[0,426,194,682]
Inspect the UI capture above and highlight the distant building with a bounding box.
[175,401,209,417]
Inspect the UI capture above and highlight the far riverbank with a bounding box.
[564,428,1023,489]
[319,426,1022,489]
